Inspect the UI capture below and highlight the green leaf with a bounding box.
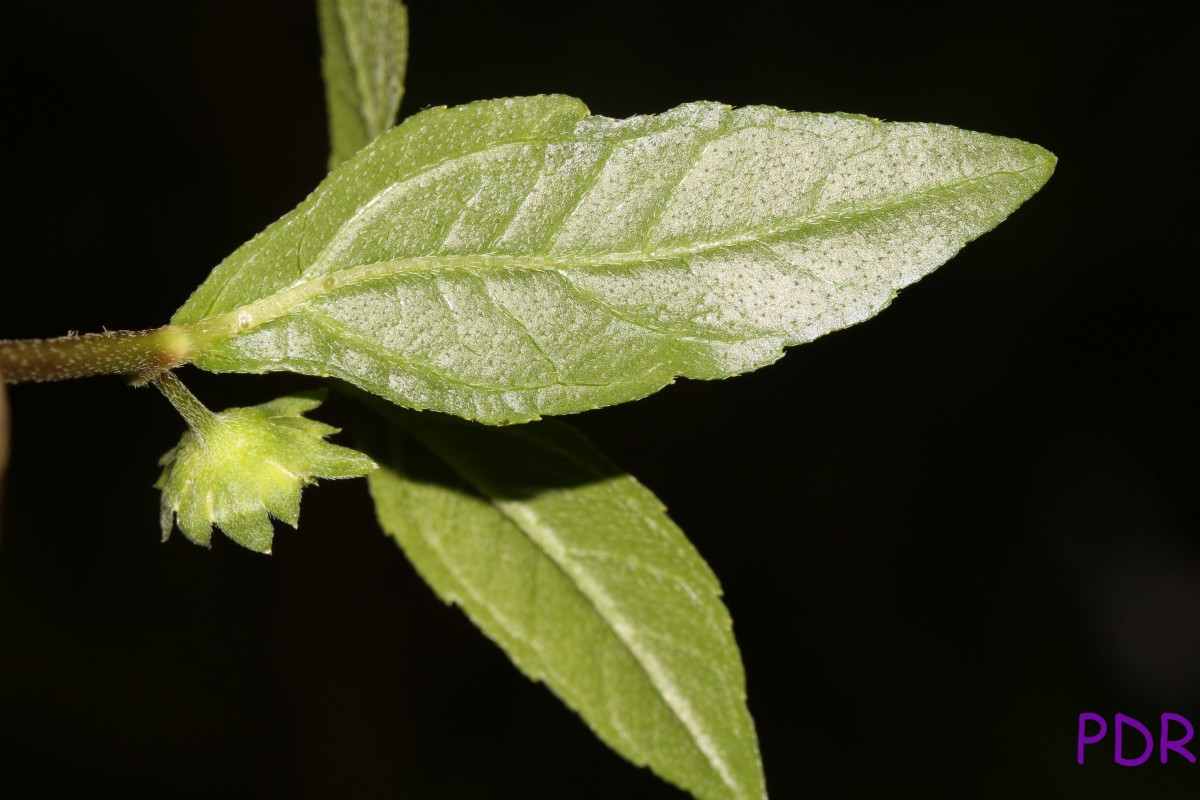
[318,0,408,168]
[351,402,765,800]
[173,97,1055,424]
[156,387,376,552]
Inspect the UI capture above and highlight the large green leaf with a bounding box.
[352,403,765,800]
[318,0,408,168]
[173,96,1054,424]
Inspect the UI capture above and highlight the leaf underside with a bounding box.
[318,0,408,168]
[175,97,1054,423]
[352,403,765,800]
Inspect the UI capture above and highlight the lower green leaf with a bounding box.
[351,403,765,800]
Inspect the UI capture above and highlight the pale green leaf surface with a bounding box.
[175,96,1054,423]
[353,404,764,800]
[318,0,408,168]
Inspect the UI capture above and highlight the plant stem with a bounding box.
[0,327,193,385]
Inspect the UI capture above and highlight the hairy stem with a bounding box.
[0,327,193,385]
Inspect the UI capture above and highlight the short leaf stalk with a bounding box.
[151,370,215,431]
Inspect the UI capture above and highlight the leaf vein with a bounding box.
[637,125,727,249]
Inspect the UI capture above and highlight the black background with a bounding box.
[1,1,1196,797]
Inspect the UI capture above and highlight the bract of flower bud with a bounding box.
[155,391,376,553]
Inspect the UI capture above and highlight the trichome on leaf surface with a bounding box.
[0,1,1055,798]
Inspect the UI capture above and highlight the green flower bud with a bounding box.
[155,381,375,553]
